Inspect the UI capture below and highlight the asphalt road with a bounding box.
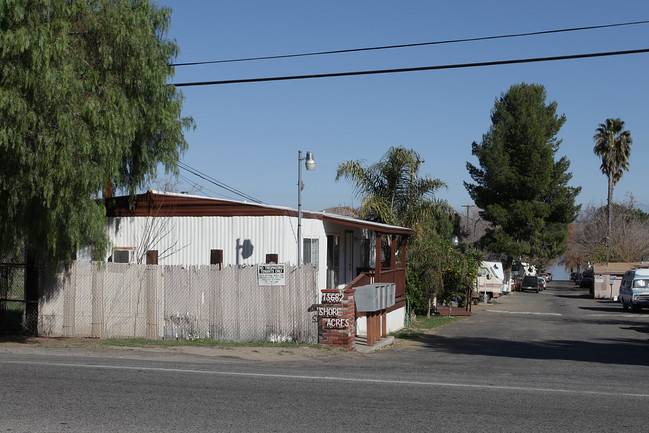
[1,280,648,432]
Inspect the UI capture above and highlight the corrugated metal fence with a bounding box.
[38,262,318,343]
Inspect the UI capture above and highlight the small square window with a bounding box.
[303,238,319,270]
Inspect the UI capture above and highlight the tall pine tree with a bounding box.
[465,83,580,275]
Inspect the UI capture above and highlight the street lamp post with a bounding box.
[297,150,316,267]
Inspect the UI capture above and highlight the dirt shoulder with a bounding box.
[0,336,365,363]
[0,297,500,362]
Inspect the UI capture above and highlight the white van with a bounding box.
[619,268,649,312]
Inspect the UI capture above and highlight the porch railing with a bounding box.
[345,267,407,310]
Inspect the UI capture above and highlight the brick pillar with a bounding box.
[315,288,357,350]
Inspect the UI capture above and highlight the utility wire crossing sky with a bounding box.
[170,20,649,67]
[171,47,649,87]
[159,2,649,215]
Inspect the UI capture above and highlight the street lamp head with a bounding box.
[305,151,316,171]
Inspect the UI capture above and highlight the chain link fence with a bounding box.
[38,262,319,343]
[0,264,27,335]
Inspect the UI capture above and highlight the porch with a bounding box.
[345,231,409,345]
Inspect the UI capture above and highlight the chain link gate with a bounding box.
[0,264,28,335]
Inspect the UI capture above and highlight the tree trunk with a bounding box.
[607,176,613,265]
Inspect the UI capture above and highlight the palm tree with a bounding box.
[593,118,632,264]
[335,146,447,230]
[337,147,450,317]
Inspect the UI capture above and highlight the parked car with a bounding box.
[521,275,543,293]
[579,276,593,289]
[538,277,547,290]
[572,273,583,285]
[540,272,552,282]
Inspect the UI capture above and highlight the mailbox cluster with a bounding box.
[354,283,396,346]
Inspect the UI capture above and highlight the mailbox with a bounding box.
[354,283,396,312]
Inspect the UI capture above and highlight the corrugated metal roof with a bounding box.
[106,190,413,235]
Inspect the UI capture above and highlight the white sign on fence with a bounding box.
[258,264,286,286]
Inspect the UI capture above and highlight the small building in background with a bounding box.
[592,262,648,300]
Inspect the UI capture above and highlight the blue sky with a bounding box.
[157,1,649,215]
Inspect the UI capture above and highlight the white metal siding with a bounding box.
[105,215,327,290]
[355,307,405,336]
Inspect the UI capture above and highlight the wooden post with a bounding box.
[375,232,382,281]
[366,312,375,346]
[210,249,223,269]
[146,250,158,265]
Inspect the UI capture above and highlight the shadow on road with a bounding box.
[414,333,649,367]
[554,293,594,300]
[577,304,629,313]
[401,282,649,367]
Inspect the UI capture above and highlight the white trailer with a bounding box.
[475,261,507,302]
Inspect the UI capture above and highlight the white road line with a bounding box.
[585,313,649,319]
[486,309,562,316]
[485,309,649,320]
[2,359,648,399]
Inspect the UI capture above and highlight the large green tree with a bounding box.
[406,211,453,317]
[0,0,193,265]
[407,211,483,317]
[465,83,580,275]
[593,118,632,264]
[335,146,447,232]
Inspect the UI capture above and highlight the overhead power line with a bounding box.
[172,47,649,87]
[170,20,649,67]
[178,162,264,204]
[177,173,226,198]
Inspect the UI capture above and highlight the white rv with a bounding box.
[511,262,537,280]
[619,268,649,313]
[475,261,507,301]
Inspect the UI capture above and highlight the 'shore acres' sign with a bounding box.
[317,305,349,329]
[258,264,286,286]
[325,318,350,329]
[318,306,341,317]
